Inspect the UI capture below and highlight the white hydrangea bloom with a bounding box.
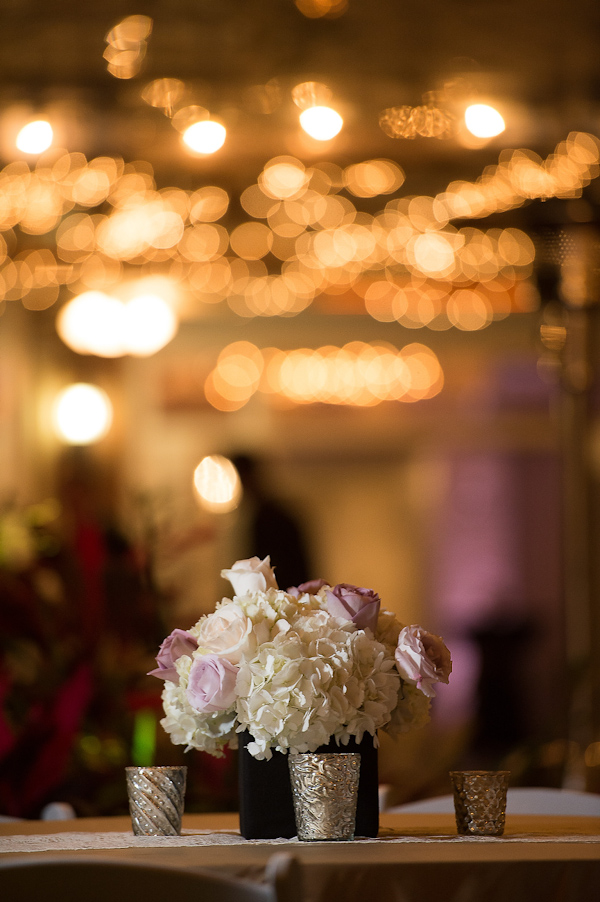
[234,608,400,759]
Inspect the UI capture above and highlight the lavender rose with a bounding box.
[186,654,238,713]
[148,629,198,684]
[287,578,328,598]
[326,583,381,633]
[394,625,452,697]
[221,556,278,596]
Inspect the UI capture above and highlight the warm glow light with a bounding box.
[464,104,505,139]
[260,157,308,199]
[56,291,125,357]
[57,289,177,357]
[0,129,597,322]
[183,120,227,154]
[122,294,178,356]
[105,15,152,79]
[52,383,113,445]
[295,0,348,17]
[193,455,242,513]
[299,106,343,141]
[16,120,53,154]
[205,342,443,408]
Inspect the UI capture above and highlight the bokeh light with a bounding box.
[295,0,348,17]
[52,383,113,445]
[57,289,178,357]
[204,341,443,409]
[299,106,343,141]
[0,129,597,325]
[122,294,178,356]
[141,78,186,116]
[344,159,405,197]
[379,104,454,140]
[56,291,126,357]
[16,120,53,154]
[464,104,506,139]
[193,455,242,513]
[104,15,152,79]
[183,120,227,154]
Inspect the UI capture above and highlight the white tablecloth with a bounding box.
[2,812,599,902]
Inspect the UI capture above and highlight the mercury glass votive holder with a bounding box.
[288,752,361,841]
[126,766,187,836]
[450,769,510,836]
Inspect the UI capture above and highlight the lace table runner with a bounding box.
[2,830,600,854]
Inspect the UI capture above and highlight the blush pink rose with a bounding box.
[326,583,381,633]
[147,629,198,684]
[220,556,278,596]
[196,603,254,664]
[186,655,238,713]
[394,625,452,697]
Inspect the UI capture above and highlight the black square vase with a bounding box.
[238,731,379,839]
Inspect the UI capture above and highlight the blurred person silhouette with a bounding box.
[468,612,538,767]
[231,454,313,590]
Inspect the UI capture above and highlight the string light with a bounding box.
[204,341,443,409]
[0,134,596,322]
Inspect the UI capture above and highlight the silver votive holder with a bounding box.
[126,766,187,835]
[450,769,510,836]
[288,752,361,841]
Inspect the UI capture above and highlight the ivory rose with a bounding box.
[148,628,198,684]
[394,625,452,697]
[221,556,278,596]
[287,578,328,598]
[196,603,254,664]
[326,583,381,633]
[187,655,238,713]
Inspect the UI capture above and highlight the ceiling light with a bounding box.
[299,106,343,141]
[183,120,227,154]
[464,104,505,139]
[16,120,53,154]
[52,383,113,445]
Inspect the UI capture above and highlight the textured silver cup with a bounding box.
[288,752,360,841]
[450,770,510,836]
[126,766,187,835]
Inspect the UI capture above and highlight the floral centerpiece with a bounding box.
[150,556,451,757]
[149,556,451,835]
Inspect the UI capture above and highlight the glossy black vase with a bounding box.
[238,731,379,839]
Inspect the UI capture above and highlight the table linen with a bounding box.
[1,812,599,902]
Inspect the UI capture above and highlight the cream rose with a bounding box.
[196,603,254,664]
[220,556,278,597]
[394,625,452,698]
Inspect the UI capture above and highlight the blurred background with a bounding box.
[1,0,600,818]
